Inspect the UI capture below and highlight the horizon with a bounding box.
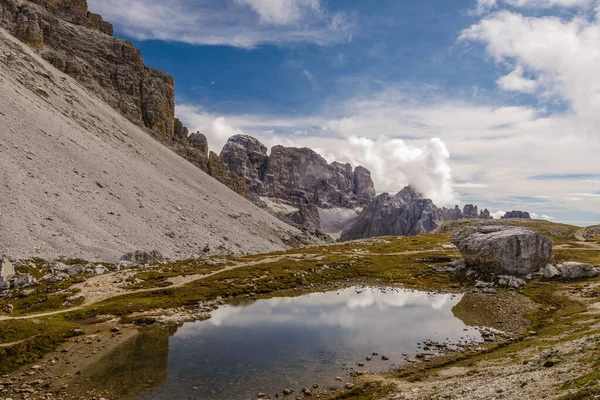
[88,0,600,227]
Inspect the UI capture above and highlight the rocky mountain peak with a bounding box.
[220,135,376,210]
[396,186,422,202]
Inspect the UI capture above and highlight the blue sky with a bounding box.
[88,0,600,226]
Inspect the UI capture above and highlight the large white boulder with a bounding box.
[452,226,553,276]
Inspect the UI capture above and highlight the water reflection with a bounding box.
[133,287,481,400]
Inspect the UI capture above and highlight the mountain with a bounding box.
[0,12,311,261]
[340,187,443,241]
[340,187,497,241]
[220,135,376,235]
[0,0,247,196]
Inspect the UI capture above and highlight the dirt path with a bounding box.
[0,248,456,323]
[0,255,294,322]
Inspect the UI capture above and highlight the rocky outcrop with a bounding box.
[353,166,376,203]
[452,226,553,276]
[220,136,376,209]
[340,186,442,241]
[443,205,464,221]
[0,256,14,279]
[208,152,247,197]
[220,135,269,195]
[463,204,479,219]
[442,205,492,221]
[0,0,175,140]
[480,208,492,219]
[502,211,531,220]
[121,250,164,265]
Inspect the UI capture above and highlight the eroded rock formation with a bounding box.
[340,186,442,241]
[220,135,376,209]
[502,211,532,220]
[0,0,175,140]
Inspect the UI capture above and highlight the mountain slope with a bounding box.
[0,27,304,261]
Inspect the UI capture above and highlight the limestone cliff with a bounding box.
[220,135,376,210]
[340,187,443,241]
[0,0,175,140]
[0,0,251,196]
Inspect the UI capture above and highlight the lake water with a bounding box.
[78,287,482,399]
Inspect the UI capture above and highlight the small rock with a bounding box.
[381,355,389,361]
[542,264,561,279]
[345,383,355,390]
[282,388,293,395]
[5,303,14,314]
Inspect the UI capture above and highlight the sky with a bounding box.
[88,0,600,226]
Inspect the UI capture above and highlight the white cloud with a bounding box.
[497,66,538,93]
[460,9,600,124]
[491,210,507,219]
[473,0,591,14]
[474,0,498,15]
[235,0,321,25]
[504,0,592,7]
[87,0,353,48]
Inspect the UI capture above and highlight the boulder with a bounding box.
[0,256,15,279]
[65,264,84,276]
[452,226,553,276]
[120,250,164,265]
[0,277,10,291]
[542,264,561,279]
[497,275,527,288]
[557,262,599,279]
[13,273,37,288]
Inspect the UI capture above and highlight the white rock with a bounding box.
[558,262,599,279]
[542,264,561,279]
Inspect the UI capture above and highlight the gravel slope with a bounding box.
[0,28,303,261]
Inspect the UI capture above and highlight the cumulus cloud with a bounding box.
[87,0,353,48]
[460,9,600,124]
[497,66,538,93]
[491,210,507,219]
[177,104,457,205]
[327,137,457,205]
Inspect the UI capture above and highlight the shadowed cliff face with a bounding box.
[0,0,176,141]
[340,186,443,241]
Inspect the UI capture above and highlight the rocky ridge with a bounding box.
[340,187,498,241]
[502,211,532,220]
[0,0,249,196]
[220,135,376,210]
[340,187,442,241]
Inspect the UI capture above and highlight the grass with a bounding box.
[0,317,80,374]
[0,219,598,395]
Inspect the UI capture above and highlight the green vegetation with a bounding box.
[0,317,80,374]
[0,219,598,394]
